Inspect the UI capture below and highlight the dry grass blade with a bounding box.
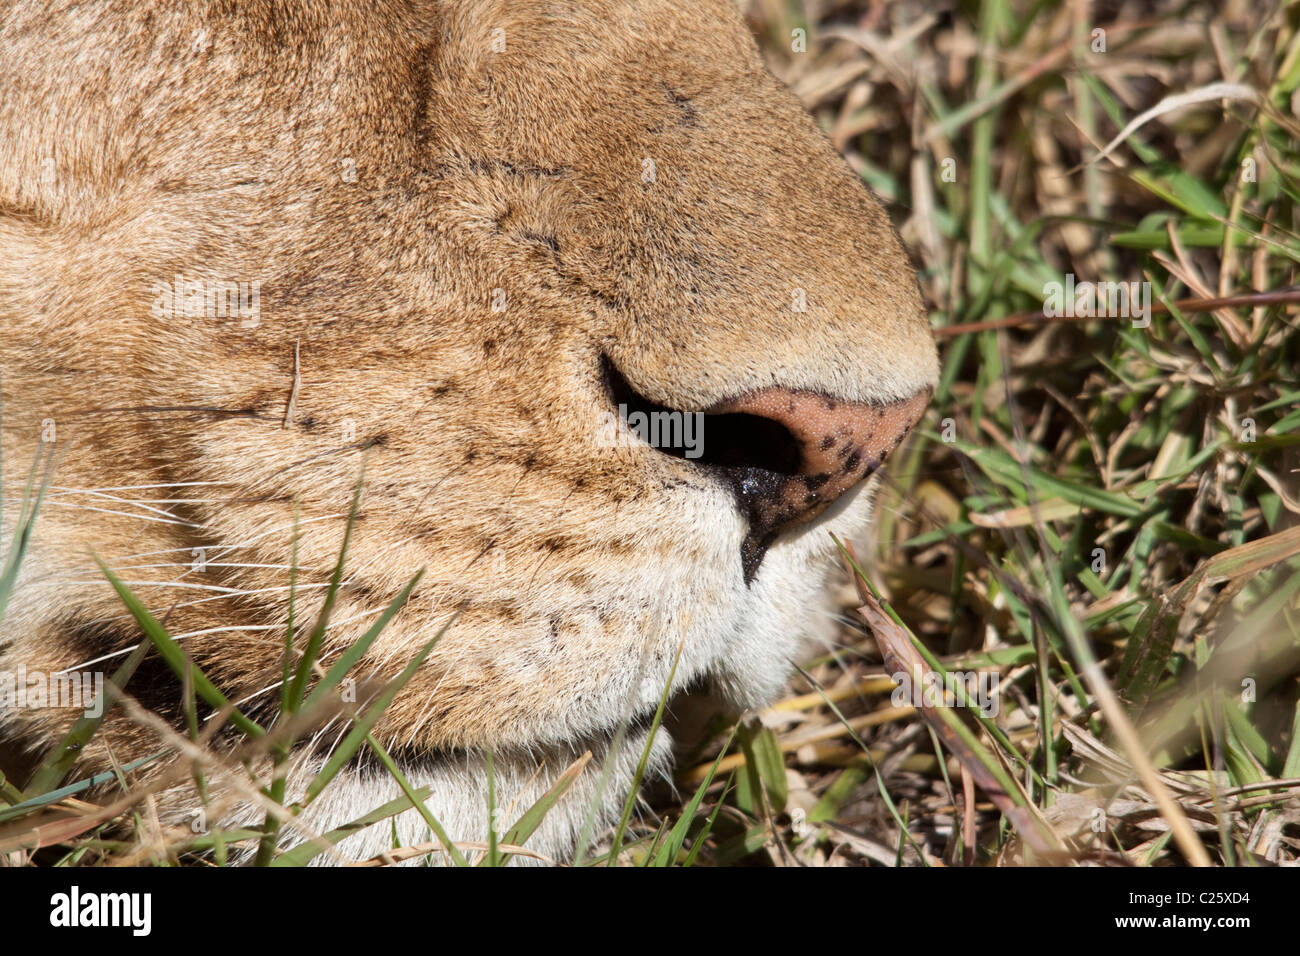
[851,589,1066,861]
[840,543,1067,861]
[1089,82,1261,168]
[350,840,555,867]
[1200,525,1300,585]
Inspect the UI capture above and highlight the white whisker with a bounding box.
[32,500,203,528]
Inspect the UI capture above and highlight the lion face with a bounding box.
[0,0,937,859]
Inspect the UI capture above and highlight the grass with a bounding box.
[2,0,1299,865]
[655,0,1300,866]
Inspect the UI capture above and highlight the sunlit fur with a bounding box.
[0,0,938,862]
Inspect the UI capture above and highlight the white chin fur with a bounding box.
[222,726,672,866]
[708,473,877,711]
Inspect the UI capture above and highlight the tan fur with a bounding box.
[0,0,938,861]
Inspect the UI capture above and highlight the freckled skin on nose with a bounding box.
[708,386,932,580]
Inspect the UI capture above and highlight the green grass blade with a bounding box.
[24,637,151,797]
[302,630,444,804]
[605,642,683,865]
[269,787,432,867]
[95,558,266,739]
[489,750,592,866]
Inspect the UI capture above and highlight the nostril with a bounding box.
[601,356,803,473]
[692,413,801,474]
[710,385,931,582]
[599,355,930,583]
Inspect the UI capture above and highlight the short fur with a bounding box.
[0,0,938,862]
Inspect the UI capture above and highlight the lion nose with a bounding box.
[704,386,932,581]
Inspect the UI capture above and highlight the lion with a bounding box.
[0,0,938,864]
